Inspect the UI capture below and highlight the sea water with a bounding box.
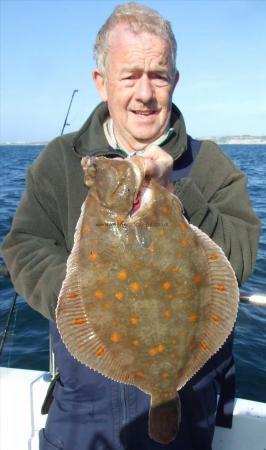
[0,144,265,402]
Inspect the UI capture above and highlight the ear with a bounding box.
[172,70,179,91]
[92,69,108,101]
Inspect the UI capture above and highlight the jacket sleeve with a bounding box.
[174,141,260,285]
[2,151,69,321]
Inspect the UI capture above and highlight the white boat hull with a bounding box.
[1,367,265,450]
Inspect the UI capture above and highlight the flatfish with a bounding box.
[56,155,239,444]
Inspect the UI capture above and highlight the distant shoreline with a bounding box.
[1,136,266,146]
[199,136,266,145]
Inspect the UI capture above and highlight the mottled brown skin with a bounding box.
[57,156,239,444]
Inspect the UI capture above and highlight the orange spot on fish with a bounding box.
[82,226,90,234]
[135,371,145,378]
[162,372,169,380]
[212,314,220,322]
[163,309,173,318]
[124,373,130,382]
[208,254,219,261]
[161,206,169,215]
[186,292,193,300]
[130,316,139,325]
[176,251,183,257]
[215,284,226,292]
[148,344,165,356]
[171,266,179,272]
[163,281,171,290]
[66,292,79,299]
[118,270,127,280]
[89,251,97,261]
[74,318,86,325]
[172,338,177,345]
[103,303,110,310]
[91,237,98,244]
[111,332,121,343]
[188,314,198,322]
[159,229,165,236]
[182,239,190,247]
[96,346,105,357]
[132,339,140,346]
[179,222,188,230]
[200,341,209,350]
[148,347,158,357]
[148,243,155,253]
[116,217,124,225]
[115,291,124,301]
[194,275,202,284]
[130,282,140,292]
[95,290,103,299]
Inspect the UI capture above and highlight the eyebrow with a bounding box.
[120,66,169,75]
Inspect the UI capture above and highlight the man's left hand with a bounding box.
[140,144,174,192]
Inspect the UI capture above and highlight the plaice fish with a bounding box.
[56,155,239,444]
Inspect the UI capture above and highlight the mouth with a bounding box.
[131,191,142,214]
[131,110,158,118]
[130,184,153,217]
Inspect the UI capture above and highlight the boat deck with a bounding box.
[1,367,265,450]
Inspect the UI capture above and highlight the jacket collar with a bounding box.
[72,101,187,160]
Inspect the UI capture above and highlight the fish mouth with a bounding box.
[131,190,142,214]
[130,184,153,217]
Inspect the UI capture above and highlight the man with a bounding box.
[2,3,260,450]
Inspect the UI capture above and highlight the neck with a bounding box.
[103,117,173,154]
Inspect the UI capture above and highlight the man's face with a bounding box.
[93,24,179,152]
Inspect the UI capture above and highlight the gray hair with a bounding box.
[94,2,177,77]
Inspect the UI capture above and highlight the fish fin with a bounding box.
[56,255,131,383]
[173,224,239,389]
[149,393,181,444]
[56,201,133,384]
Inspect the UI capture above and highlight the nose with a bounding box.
[134,74,154,103]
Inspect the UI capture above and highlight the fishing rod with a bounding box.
[60,89,79,136]
[0,292,17,355]
[0,90,79,356]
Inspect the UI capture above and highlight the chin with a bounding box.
[134,133,162,145]
[129,126,161,140]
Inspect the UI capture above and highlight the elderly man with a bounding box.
[2,3,260,450]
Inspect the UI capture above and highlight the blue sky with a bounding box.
[1,0,265,142]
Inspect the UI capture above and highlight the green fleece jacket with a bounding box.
[2,103,260,320]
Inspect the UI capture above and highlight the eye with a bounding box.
[153,74,170,86]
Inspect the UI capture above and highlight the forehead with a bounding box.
[107,23,171,69]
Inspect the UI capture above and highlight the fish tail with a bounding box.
[148,393,181,444]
